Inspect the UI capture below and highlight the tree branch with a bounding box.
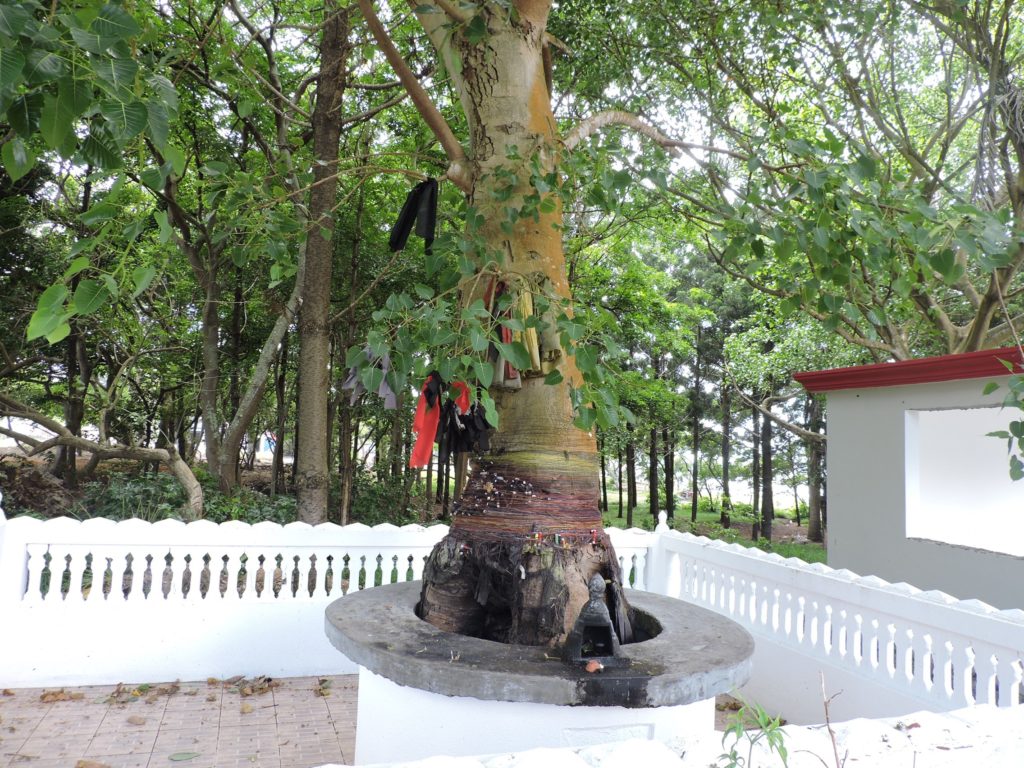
[358,0,471,191]
[0,394,204,518]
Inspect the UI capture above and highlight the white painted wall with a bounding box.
[826,376,1024,609]
[2,506,1022,725]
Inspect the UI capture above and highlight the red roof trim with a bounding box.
[794,347,1024,393]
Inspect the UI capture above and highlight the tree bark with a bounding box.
[625,424,637,528]
[271,332,290,497]
[807,393,825,543]
[751,406,760,541]
[689,324,702,523]
[295,4,350,523]
[720,387,732,527]
[413,2,630,646]
[648,426,659,520]
[662,427,674,522]
[759,403,774,541]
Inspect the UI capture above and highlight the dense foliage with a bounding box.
[1,0,1021,539]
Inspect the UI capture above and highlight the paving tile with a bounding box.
[0,676,359,768]
[83,728,160,757]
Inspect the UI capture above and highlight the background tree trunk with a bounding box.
[662,427,674,523]
[294,5,349,523]
[807,394,825,543]
[720,387,732,527]
[759,404,774,541]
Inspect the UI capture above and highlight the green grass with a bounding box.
[602,500,827,565]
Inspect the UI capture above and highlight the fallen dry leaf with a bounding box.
[239,702,253,714]
[40,689,72,703]
[205,694,217,702]
[127,715,147,726]
[313,678,332,697]
[168,752,200,762]
[75,760,111,768]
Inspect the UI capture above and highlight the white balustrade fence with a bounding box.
[0,513,449,686]
[649,529,1024,723]
[1,507,1022,725]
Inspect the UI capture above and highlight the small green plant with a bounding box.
[717,699,789,767]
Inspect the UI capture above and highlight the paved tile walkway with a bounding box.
[0,675,357,768]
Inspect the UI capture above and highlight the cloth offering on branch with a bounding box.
[389,178,438,254]
[340,348,398,408]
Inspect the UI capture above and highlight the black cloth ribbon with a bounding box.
[389,178,438,254]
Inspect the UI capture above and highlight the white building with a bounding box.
[796,347,1024,609]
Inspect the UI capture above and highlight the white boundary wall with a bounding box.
[649,528,1024,723]
[1,507,1022,725]
[0,512,449,686]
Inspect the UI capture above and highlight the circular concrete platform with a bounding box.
[324,581,753,708]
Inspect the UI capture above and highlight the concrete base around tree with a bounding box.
[354,669,713,763]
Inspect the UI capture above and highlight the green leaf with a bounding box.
[63,256,91,280]
[574,406,597,431]
[1011,455,1024,482]
[0,48,25,89]
[100,99,148,139]
[982,382,1000,396]
[574,345,598,375]
[131,265,156,297]
[480,390,499,428]
[413,283,434,300]
[58,74,93,116]
[92,4,141,39]
[72,278,112,315]
[147,74,177,110]
[496,341,532,371]
[79,202,118,226]
[543,369,563,385]
[93,55,138,96]
[472,358,493,389]
[140,165,166,191]
[930,248,956,280]
[27,305,64,341]
[39,92,73,149]
[469,327,489,352]
[80,126,122,168]
[45,321,71,344]
[146,100,169,148]
[7,93,42,138]
[464,14,487,44]
[69,26,119,55]
[24,48,65,82]
[0,3,31,37]
[164,143,186,176]
[168,752,201,762]
[1,137,36,182]
[154,209,172,243]
[38,283,69,312]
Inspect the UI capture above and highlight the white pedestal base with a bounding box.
[354,667,714,764]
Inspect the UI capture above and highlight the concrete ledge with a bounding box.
[324,581,753,708]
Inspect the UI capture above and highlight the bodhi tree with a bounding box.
[355,0,686,645]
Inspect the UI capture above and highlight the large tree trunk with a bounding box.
[416,4,629,647]
[689,324,702,523]
[295,5,349,523]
